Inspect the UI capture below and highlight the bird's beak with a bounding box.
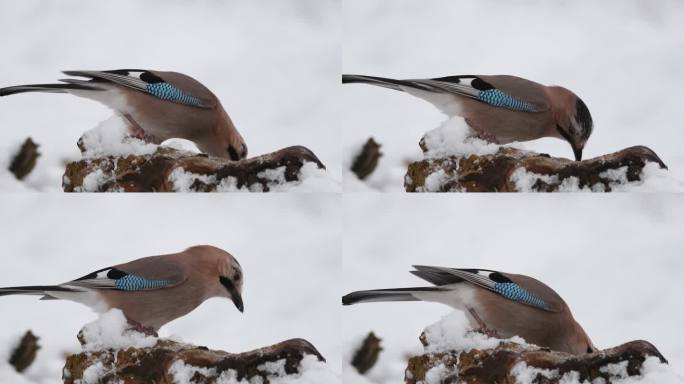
[232,293,244,313]
[573,145,583,162]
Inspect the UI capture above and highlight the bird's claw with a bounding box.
[125,317,158,337]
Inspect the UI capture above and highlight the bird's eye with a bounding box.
[586,346,594,353]
[219,276,234,291]
[227,147,240,161]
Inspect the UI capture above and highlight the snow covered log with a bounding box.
[63,336,325,383]
[63,145,326,192]
[405,145,668,192]
[405,338,667,384]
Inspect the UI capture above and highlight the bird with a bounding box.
[0,69,248,161]
[0,245,244,330]
[342,74,593,161]
[342,265,595,355]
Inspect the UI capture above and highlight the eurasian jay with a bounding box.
[342,74,593,161]
[342,265,595,355]
[0,245,244,330]
[0,69,248,161]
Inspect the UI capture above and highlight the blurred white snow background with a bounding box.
[342,195,684,383]
[341,0,684,191]
[0,0,341,192]
[0,194,341,383]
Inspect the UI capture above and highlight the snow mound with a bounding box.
[420,117,509,159]
[78,116,158,159]
[78,309,158,352]
[422,311,528,353]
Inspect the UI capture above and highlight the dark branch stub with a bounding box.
[9,138,40,180]
[351,138,382,180]
[351,332,383,374]
[9,330,40,373]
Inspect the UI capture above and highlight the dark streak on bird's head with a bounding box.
[574,97,593,144]
[220,275,244,313]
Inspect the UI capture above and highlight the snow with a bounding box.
[169,355,339,384]
[510,357,680,384]
[510,163,684,192]
[510,168,591,193]
[343,195,684,383]
[0,0,341,191]
[421,169,449,192]
[0,195,341,383]
[342,0,684,191]
[422,312,527,354]
[78,116,158,159]
[79,362,108,384]
[421,117,503,159]
[168,162,338,192]
[79,309,158,352]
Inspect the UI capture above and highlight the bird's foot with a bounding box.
[126,127,158,144]
[123,113,158,143]
[125,318,158,337]
[465,119,500,144]
[471,130,500,144]
[467,307,501,339]
[473,326,501,339]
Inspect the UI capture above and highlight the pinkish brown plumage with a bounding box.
[0,245,244,330]
[342,266,595,355]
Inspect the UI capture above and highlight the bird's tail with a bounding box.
[0,285,75,299]
[342,74,422,92]
[342,286,444,305]
[0,82,101,97]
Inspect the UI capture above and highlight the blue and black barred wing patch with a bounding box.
[407,75,538,112]
[70,267,176,291]
[493,282,547,309]
[61,69,207,108]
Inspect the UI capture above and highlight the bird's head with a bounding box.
[189,245,244,313]
[550,87,593,161]
[217,253,244,313]
[213,105,248,161]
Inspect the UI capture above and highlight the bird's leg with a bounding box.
[465,118,500,144]
[122,113,159,143]
[124,316,159,337]
[467,307,501,339]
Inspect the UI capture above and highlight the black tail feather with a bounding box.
[0,83,99,97]
[342,286,442,305]
[341,74,425,92]
[411,265,466,286]
[0,285,73,296]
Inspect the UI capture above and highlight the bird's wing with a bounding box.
[66,262,187,292]
[61,69,214,108]
[411,266,561,312]
[405,75,550,113]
